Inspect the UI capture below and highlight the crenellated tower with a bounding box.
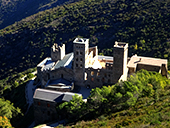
[51,43,65,62]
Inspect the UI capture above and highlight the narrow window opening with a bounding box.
[47,104,50,107]
[38,102,41,106]
[47,73,50,79]
[102,77,105,83]
[85,73,87,80]
[76,63,78,67]
[91,71,94,76]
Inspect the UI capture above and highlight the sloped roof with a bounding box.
[128,55,167,68]
[62,92,81,102]
[37,57,55,71]
[33,88,82,102]
[98,55,113,61]
[54,53,73,69]
[33,89,64,102]
[43,59,55,70]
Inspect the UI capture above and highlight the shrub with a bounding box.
[27,73,34,79]
[0,116,12,128]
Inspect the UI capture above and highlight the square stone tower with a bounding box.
[73,38,89,86]
[112,41,128,83]
[51,43,65,62]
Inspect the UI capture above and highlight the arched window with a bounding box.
[61,74,63,78]
[91,71,94,76]
[85,72,87,80]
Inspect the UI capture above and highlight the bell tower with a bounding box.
[51,43,65,62]
[73,38,89,86]
[112,41,128,83]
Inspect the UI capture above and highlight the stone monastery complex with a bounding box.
[33,37,168,124]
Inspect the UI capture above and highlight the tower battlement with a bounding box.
[73,38,89,44]
[114,41,128,49]
[51,43,65,62]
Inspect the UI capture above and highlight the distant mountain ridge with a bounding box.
[0,0,76,29]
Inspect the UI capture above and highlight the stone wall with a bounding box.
[50,67,74,81]
[161,64,168,77]
[39,70,51,87]
[89,46,98,58]
[136,64,160,72]
[113,42,128,83]
[85,67,113,88]
[34,99,58,125]
[73,39,88,86]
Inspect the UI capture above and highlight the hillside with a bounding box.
[0,0,170,80]
[68,94,170,128]
[0,0,75,29]
[56,70,170,128]
[0,67,36,127]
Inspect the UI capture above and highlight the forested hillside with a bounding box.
[0,67,36,127]
[0,0,170,81]
[0,0,75,29]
